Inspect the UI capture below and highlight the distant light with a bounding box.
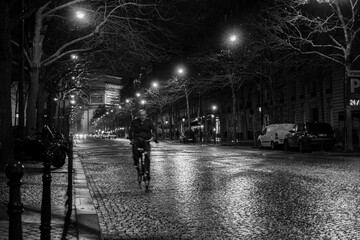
[126,99,130,103]
[140,100,146,105]
[135,92,141,97]
[182,118,185,122]
[118,105,122,109]
[70,100,76,105]
[71,54,78,60]
[76,11,85,19]
[54,98,58,101]
[70,95,75,99]
[152,81,159,88]
[229,35,237,42]
[212,105,217,111]
[177,67,185,75]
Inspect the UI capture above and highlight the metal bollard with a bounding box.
[6,161,25,240]
[40,150,53,240]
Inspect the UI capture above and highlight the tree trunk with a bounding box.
[0,4,14,169]
[344,64,353,151]
[27,70,40,135]
[36,78,46,130]
[184,87,191,130]
[231,81,237,142]
[26,6,45,135]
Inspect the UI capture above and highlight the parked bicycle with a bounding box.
[14,125,68,168]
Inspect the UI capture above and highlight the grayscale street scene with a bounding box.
[75,138,360,239]
[1,1,360,239]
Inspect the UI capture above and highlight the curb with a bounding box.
[73,154,103,240]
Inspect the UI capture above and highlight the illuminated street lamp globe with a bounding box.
[76,11,85,20]
[71,54,79,60]
[177,67,185,76]
[229,34,237,43]
[152,81,159,88]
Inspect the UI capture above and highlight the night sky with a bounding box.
[147,0,266,84]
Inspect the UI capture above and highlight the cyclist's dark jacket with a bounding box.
[129,118,157,141]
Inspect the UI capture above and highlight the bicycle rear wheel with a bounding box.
[137,156,143,186]
[143,154,150,191]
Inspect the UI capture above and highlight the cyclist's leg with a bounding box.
[144,142,151,180]
[132,140,140,167]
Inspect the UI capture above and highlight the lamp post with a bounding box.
[224,31,241,143]
[176,66,191,131]
[211,105,217,144]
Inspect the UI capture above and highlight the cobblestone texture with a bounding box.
[0,161,77,240]
[77,138,360,240]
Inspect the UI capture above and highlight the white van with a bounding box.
[257,123,295,150]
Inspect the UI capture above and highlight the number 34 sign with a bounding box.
[348,70,360,106]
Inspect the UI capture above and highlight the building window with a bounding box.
[325,73,333,94]
[310,80,317,97]
[299,80,305,99]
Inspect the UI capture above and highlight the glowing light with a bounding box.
[71,54,78,60]
[152,81,159,88]
[76,11,85,19]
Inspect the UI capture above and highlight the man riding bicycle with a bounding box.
[129,109,158,169]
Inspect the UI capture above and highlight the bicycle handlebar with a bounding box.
[130,137,158,144]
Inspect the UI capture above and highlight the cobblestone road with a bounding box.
[76,138,360,240]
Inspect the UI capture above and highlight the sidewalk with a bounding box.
[0,145,102,240]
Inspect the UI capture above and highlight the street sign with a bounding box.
[348,70,360,106]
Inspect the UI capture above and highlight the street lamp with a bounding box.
[176,65,191,130]
[71,54,78,60]
[76,11,85,19]
[152,81,159,88]
[211,105,218,144]
[177,67,185,76]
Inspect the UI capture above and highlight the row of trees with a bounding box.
[0,0,198,169]
[1,0,359,169]
[102,0,360,148]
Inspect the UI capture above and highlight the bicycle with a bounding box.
[133,137,154,191]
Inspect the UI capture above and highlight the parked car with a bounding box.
[284,122,336,152]
[102,132,117,139]
[257,123,295,150]
[180,130,196,143]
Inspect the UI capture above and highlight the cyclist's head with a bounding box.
[138,109,147,121]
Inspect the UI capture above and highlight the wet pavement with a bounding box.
[76,138,360,240]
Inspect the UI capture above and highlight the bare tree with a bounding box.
[259,0,360,151]
[191,45,255,142]
[144,80,182,139]
[0,1,19,168]
[23,0,178,135]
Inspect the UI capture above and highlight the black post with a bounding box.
[40,150,53,240]
[6,162,25,240]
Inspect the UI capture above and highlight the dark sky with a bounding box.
[148,0,265,83]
